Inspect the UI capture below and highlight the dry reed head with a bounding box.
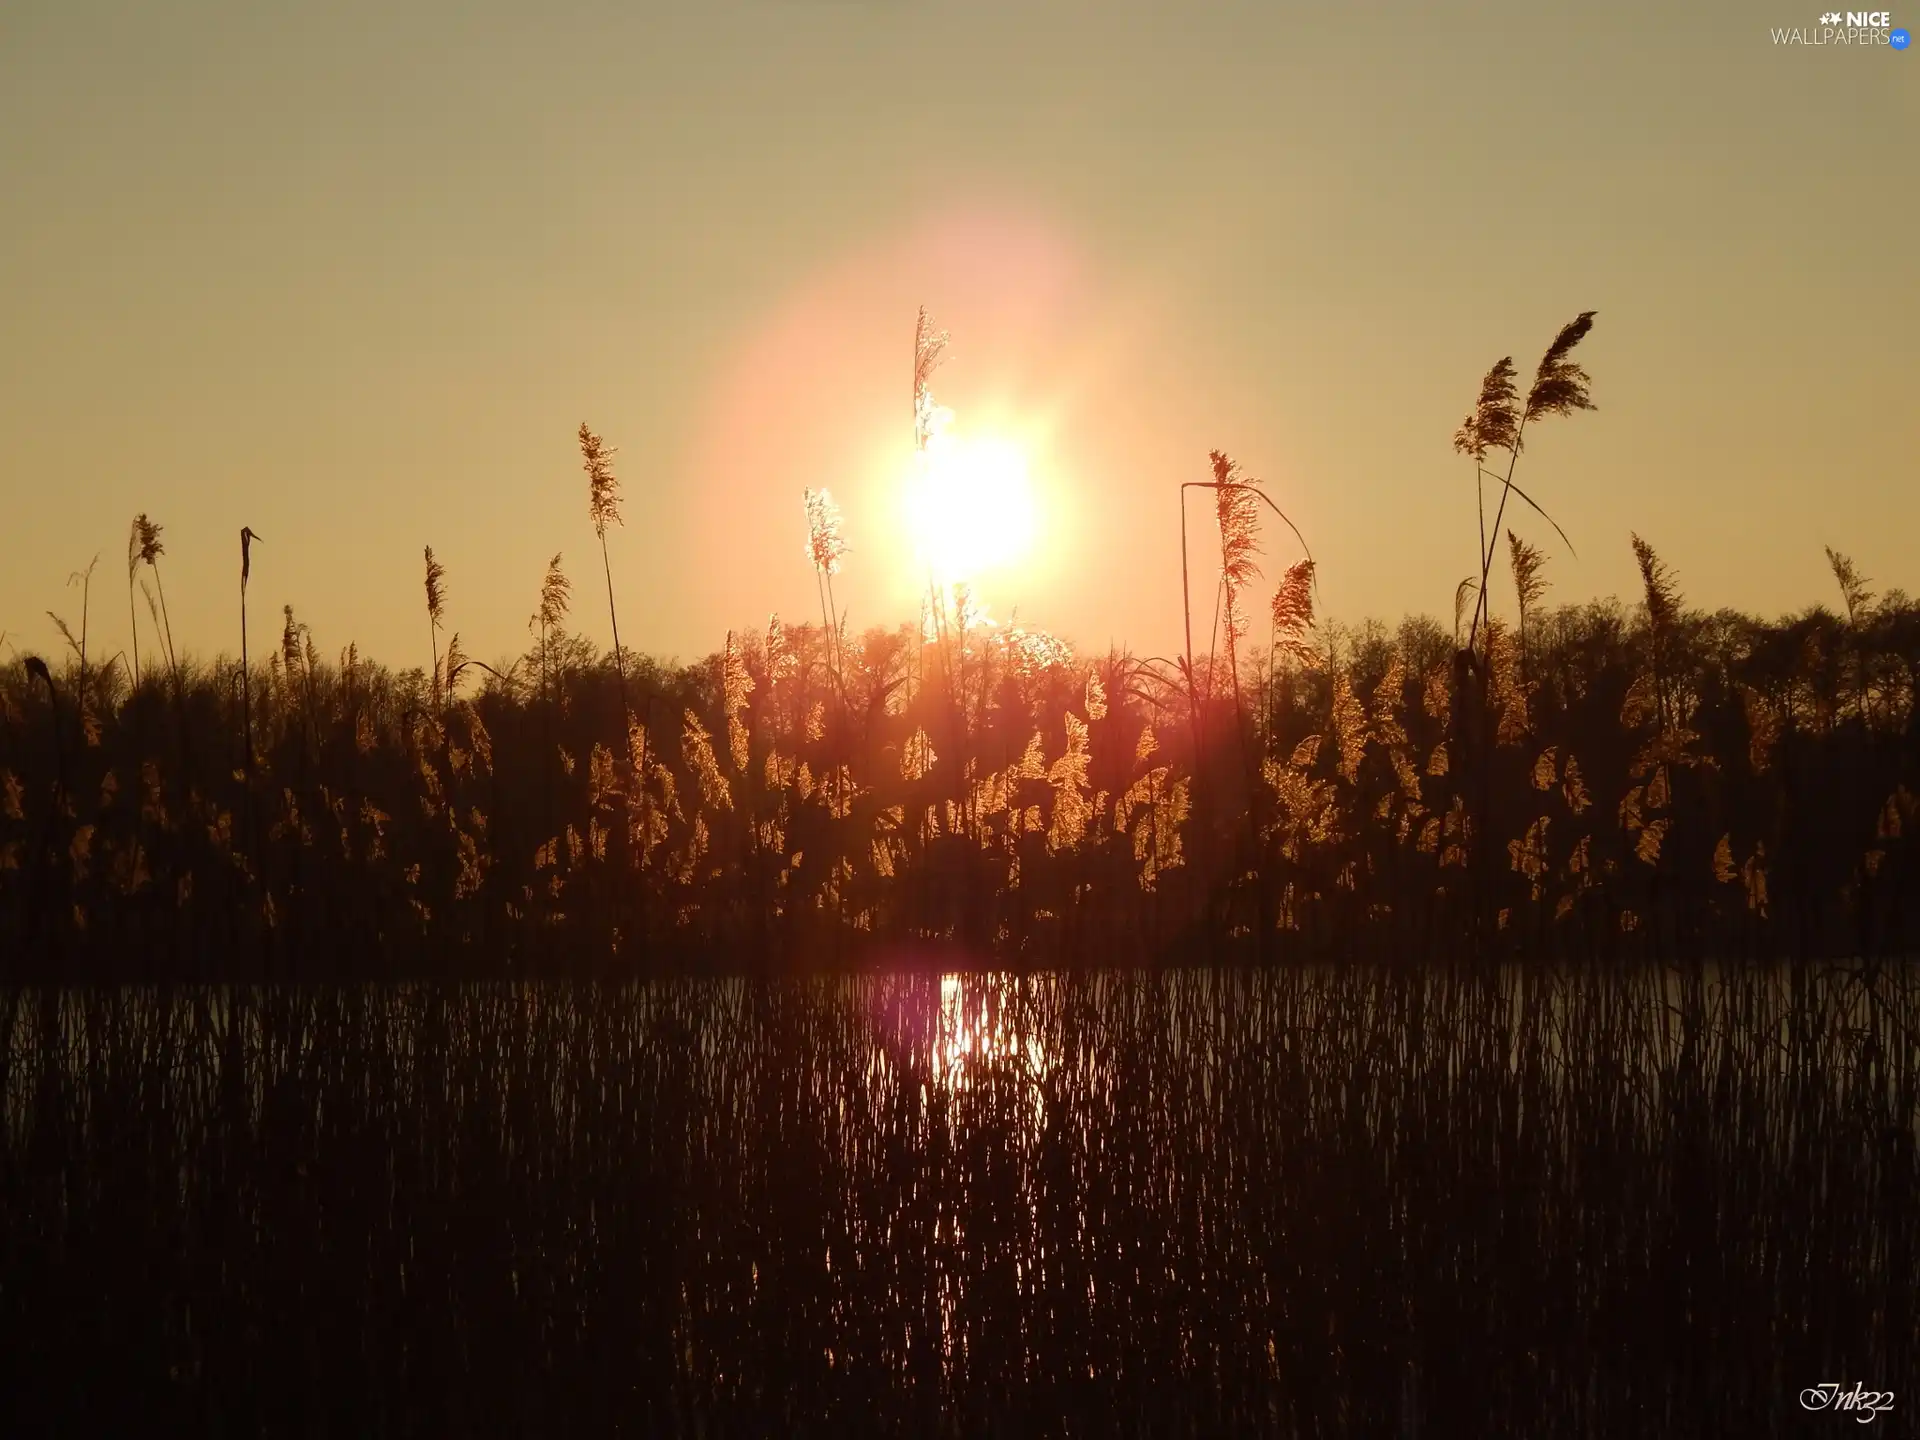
[47,612,80,661]
[281,605,302,670]
[1453,577,1480,644]
[240,527,261,590]
[1484,618,1530,743]
[803,488,849,576]
[1630,533,1681,636]
[1208,451,1263,643]
[133,514,164,568]
[913,307,948,401]
[1453,358,1518,461]
[681,709,732,812]
[1507,531,1548,620]
[722,631,755,771]
[424,547,446,628]
[765,613,797,690]
[539,553,571,631]
[1825,546,1874,624]
[1083,670,1108,721]
[1269,558,1317,664]
[579,423,622,536]
[1524,312,1598,423]
[913,307,952,455]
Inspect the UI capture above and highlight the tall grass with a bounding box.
[580,423,629,748]
[239,527,262,776]
[1453,312,1593,658]
[130,513,179,700]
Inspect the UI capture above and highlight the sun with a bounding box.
[906,433,1038,583]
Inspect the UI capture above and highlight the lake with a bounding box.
[2,962,1914,1435]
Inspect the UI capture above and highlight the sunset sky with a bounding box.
[2,0,1914,677]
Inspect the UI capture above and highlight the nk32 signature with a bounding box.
[1801,1382,1895,1423]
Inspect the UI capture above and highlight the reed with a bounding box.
[802,487,849,697]
[1453,313,1594,657]
[579,423,629,752]
[124,521,143,690]
[131,514,179,700]
[2,521,1917,981]
[239,527,262,776]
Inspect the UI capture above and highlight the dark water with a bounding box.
[2,964,1915,1436]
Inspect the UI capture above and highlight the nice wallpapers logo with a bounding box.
[1771,9,1911,45]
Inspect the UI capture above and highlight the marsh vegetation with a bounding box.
[4,310,1915,979]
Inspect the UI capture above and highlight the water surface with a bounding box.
[2,963,1914,1435]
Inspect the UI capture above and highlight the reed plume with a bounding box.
[1204,450,1266,859]
[912,307,954,680]
[1630,533,1681,637]
[443,633,468,706]
[1453,577,1481,646]
[539,553,572,631]
[536,552,571,704]
[1826,546,1875,722]
[1210,451,1263,659]
[722,630,755,774]
[1451,357,1519,463]
[1825,546,1874,626]
[1507,531,1548,619]
[803,488,849,577]
[1525,312,1600,425]
[1180,449,1311,842]
[423,545,446,708]
[1630,532,1681,732]
[1507,530,1548,673]
[583,425,623,536]
[579,423,629,744]
[132,513,179,696]
[1269,559,1318,668]
[803,488,849,691]
[913,306,950,451]
[1459,313,1596,653]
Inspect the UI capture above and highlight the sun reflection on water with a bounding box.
[933,973,1051,1113]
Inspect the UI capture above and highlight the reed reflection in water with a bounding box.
[1,963,1914,1436]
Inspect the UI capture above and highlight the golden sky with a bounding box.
[2,0,1914,675]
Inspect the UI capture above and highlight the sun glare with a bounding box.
[906,434,1038,582]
